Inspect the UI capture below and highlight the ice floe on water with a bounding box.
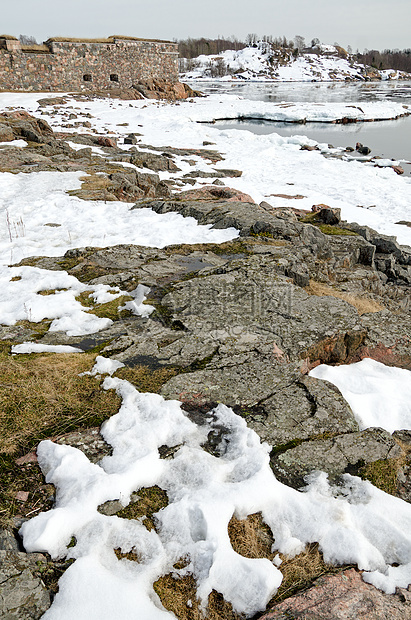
[20,370,411,619]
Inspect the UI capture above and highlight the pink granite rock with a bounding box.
[260,569,411,619]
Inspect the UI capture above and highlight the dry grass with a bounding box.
[154,574,242,620]
[228,512,352,607]
[21,44,50,53]
[228,513,274,560]
[116,486,169,531]
[269,544,347,604]
[0,343,120,525]
[115,365,179,394]
[75,290,134,321]
[305,280,384,315]
[359,458,402,496]
[0,345,120,456]
[154,513,342,619]
[46,36,172,44]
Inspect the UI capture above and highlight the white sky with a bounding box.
[4,0,411,51]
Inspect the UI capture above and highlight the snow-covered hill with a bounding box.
[180,43,410,82]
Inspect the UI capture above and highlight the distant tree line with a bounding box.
[177,35,303,58]
[178,35,336,58]
[177,37,246,58]
[356,49,411,73]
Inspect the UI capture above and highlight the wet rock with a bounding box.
[300,144,319,151]
[106,170,171,201]
[133,199,321,244]
[0,111,53,144]
[182,169,241,180]
[315,205,341,226]
[124,133,139,145]
[261,568,411,619]
[351,311,411,370]
[0,550,51,619]
[0,529,21,552]
[356,142,371,155]
[131,79,201,101]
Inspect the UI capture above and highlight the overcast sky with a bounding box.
[5,0,410,51]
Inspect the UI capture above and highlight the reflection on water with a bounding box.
[193,80,411,104]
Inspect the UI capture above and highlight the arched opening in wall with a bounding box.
[83,74,92,82]
[110,74,119,82]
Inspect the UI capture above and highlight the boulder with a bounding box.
[96,136,117,148]
[260,569,411,619]
[175,185,255,203]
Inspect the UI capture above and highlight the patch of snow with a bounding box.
[84,355,125,376]
[0,139,27,148]
[120,284,155,318]
[11,342,83,354]
[0,168,237,335]
[309,358,411,433]
[20,379,411,618]
[66,141,106,155]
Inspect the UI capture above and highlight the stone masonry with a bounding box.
[0,35,179,91]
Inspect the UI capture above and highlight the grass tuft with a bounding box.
[0,344,120,525]
[153,574,242,620]
[114,365,179,393]
[359,458,400,496]
[76,291,134,321]
[305,280,384,315]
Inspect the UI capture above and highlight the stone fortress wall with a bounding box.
[0,35,179,91]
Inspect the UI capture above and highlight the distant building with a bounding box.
[0,35,179,91]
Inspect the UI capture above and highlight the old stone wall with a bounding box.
[0,37,179,91]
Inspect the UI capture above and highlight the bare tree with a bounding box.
[294,35,306,50]
[19,34,38,45]
[246,33,258,47]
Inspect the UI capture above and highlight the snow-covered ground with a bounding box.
[0,91,410,618]
[20,359,411,619]
[11,92,408,245]
[180,44,411,83]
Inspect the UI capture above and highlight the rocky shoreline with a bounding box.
[1,107,411,618]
